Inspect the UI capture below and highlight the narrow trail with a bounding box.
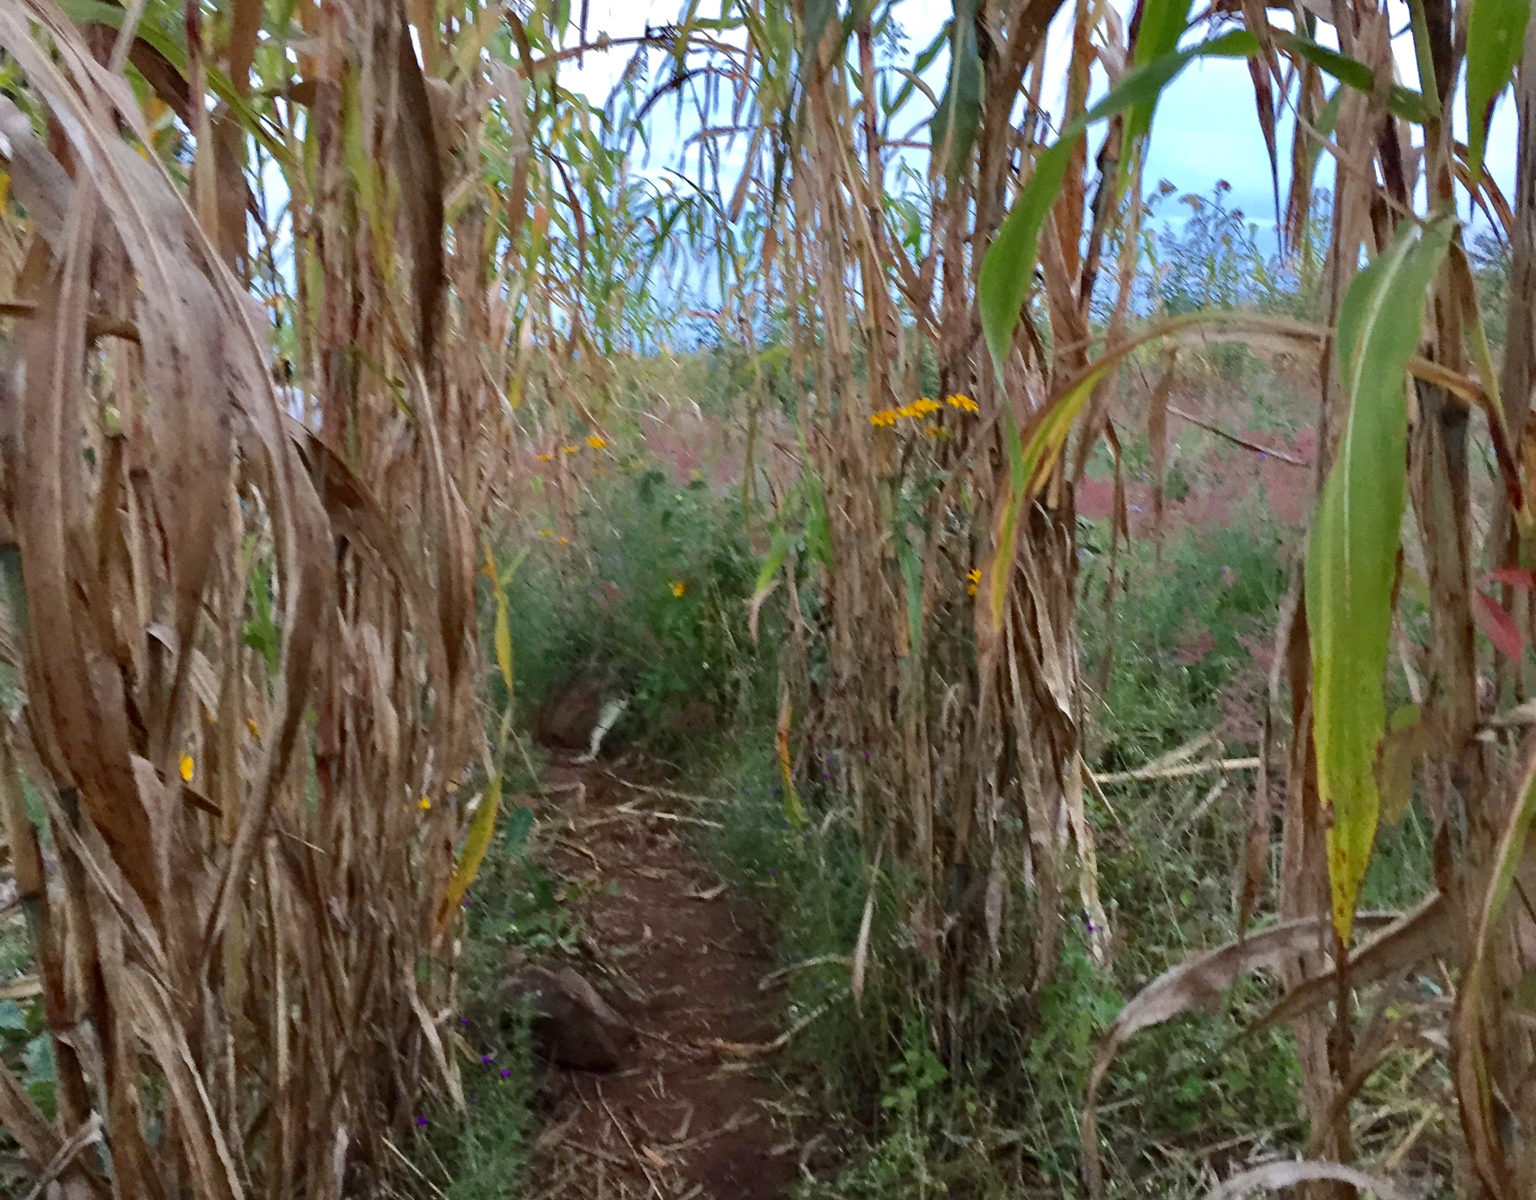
[525,758,800,1200]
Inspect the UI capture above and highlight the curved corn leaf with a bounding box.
[983,365,1108,633]
[1305,215,1454,944]
[1273,32,1432,123]
[1200,1161,1413,1200]
[748,526,798,643]
[1466,0,1531,182]
[437,773,502,930]
[979,30,1257,374]
[484,542,516,695]
[978,25,1432,376]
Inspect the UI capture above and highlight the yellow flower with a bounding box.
[247,718,261,740]
[670,580,686,597]
[418,796,432,811]
[557,536,571,546]
[925,424,942,438]
[535,451,554,463]
[179,754,194,783]
[967,568,981,596]
[537,528,554,538]
[560,444,580,455]
[946,393,979,414]
[586,434,608,450]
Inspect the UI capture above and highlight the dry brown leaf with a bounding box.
[1201,1159,1414,1200]
[1082,914,1399,1198]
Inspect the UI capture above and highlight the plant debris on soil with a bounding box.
[524,758,800,1200]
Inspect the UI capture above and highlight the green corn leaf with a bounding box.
[1306,215,1454,944]
[1466,0,1531,182]
[1271,33,1432,123]
[804,0,841,57]
[979,30,1257,374]
[983,365,1109,633]
[1122,0,1196,158]
[934,0,984,182]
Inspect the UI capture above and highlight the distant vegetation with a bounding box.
[0,2,1530,1199]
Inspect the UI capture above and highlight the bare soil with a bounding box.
[526,758,798,1200]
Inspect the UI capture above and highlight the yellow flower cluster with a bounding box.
[967,568,981,596]
[534,434,608,462]
[870,394,979,428]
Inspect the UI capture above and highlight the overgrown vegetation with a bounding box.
[0,1,1531,1198]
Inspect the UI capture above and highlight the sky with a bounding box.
[558,0,1519,248]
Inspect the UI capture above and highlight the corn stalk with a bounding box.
[1017,2,1536,1196]
[654,0,1197,1047]
[0,0,548,1195]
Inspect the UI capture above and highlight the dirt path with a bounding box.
[525,758,799,1200]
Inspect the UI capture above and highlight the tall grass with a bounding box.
[0,2,563,1194]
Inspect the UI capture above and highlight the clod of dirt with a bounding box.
[535,671,607,750]
[503,964,636,1072]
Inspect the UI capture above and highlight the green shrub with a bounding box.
[496,465,769,751]
[1080,515,1289,770]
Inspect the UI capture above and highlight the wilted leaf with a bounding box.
[1082,914,1398,1199]
[1201,1159,1413,1200]
[775,677,805,828]
[438,775,503,931]
[1252,893,1452,1037]
[484,542,515,695]
[1474,591,1525,661]
[850,845,882,1009]
[1305,215,1453,943]
[1377,704,1433,825]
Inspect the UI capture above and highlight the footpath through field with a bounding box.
[524,759,798,1200]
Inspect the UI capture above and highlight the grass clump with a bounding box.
[498,464,764,754]
[687,511,1310,1198]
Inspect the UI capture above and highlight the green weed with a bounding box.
[690,507,1310,1198]
[498,465,766,752]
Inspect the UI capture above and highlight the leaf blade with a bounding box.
[1305,215,1454,943]
[1465,0,1531,181]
